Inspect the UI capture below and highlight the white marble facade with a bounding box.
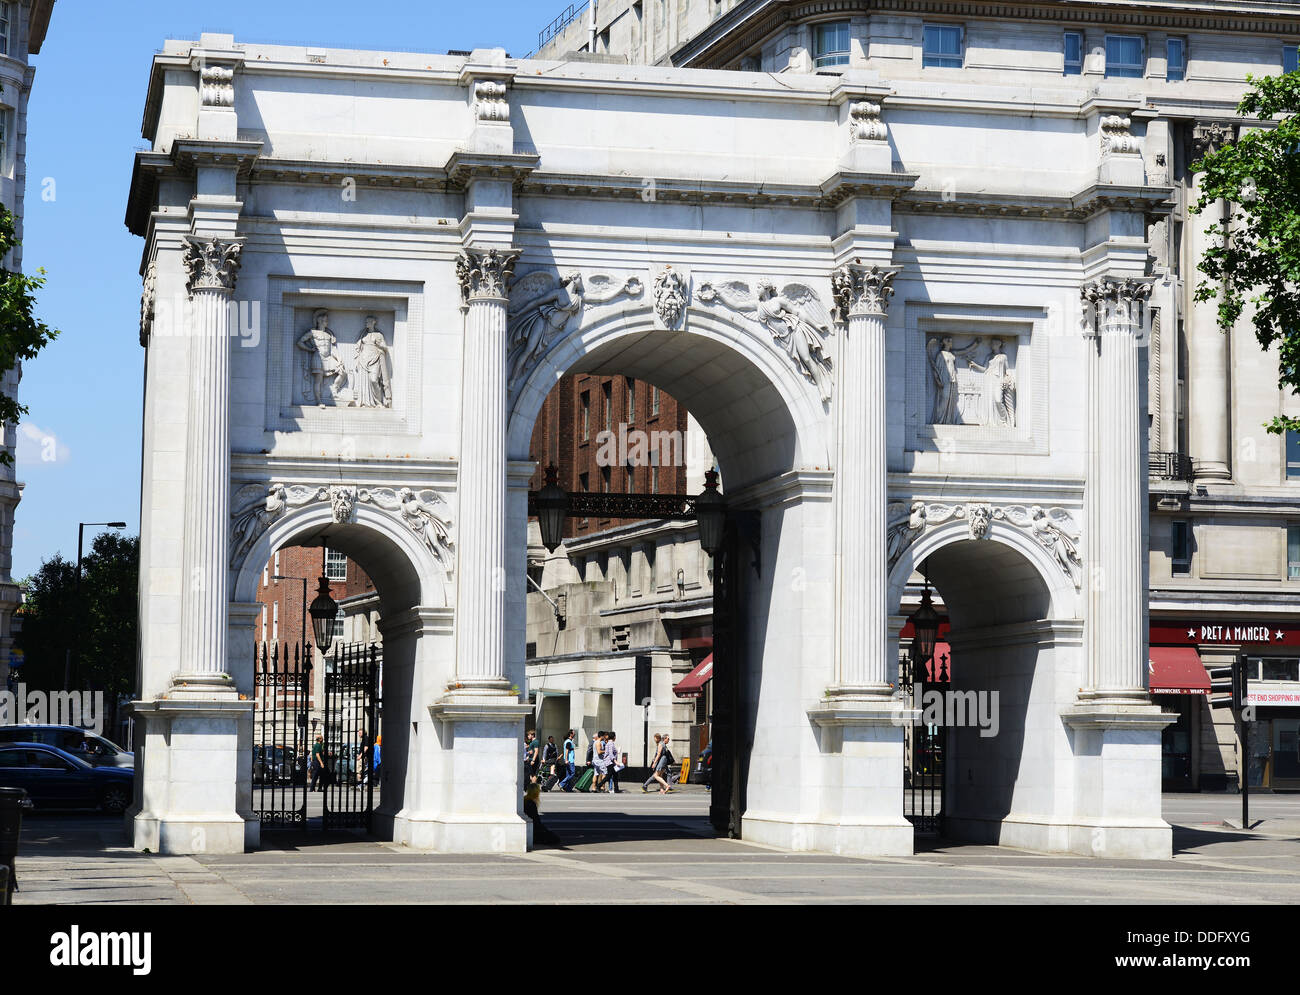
[128,31,1178,858]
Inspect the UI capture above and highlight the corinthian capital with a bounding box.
[1191,123,1232,162]
[831,263,900,319]
[1080,277,1152,337]
[183,236,243,296]
[457,247,521,304]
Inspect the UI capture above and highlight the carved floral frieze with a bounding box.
[887,501,1083,588]
[230,482,454,575]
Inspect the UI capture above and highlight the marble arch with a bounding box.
[127,35,1174,860]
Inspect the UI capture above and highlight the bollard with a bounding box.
[0,786,28,905]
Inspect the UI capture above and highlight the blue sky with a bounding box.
[14,0,546,578]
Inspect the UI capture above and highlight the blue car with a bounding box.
[0,742,134,814]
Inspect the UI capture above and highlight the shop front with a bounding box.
[1150,620,1300,792]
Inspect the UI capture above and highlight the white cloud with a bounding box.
[17,422,71,466]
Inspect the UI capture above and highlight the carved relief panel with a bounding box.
[905,304,1049,457]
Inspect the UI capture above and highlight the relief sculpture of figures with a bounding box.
[506,271,643,391]
[966,338,1016,428]
[1029,505,1082,587]
[928,336,961,424]
[353,316,393,409]
[696,278,835,402]
[297,309,349,406]
[927,335,1016,427]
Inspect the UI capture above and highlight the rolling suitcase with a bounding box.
[574,767,595,792]
[542,770,559,791]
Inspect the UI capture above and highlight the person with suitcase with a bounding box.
[559,730,578,792]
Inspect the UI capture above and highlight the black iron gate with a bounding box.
[253,641,311,829]
[321,643,381,832]
[901,649,946,836]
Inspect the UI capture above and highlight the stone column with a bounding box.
[1187,123,1232,482]
[452,246,519,694]
[1080,276,1151,697]
[176,235,243,692]
[829,262,899,698]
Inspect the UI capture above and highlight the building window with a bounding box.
[329,616,345,647]
[922,24,963,68]
[1285,45,1299,74]
[603,382,612,433]
[1290,525,1300,580]
[651,385,660,416]
[601,466,611,492]
[581,391,590,441]
[325,548,347,582]
[1063,32,1083,76]
[1249,656,1300,683]
[272,602,279,643]
[1166,38,1187,82]
[625,461,635,493]
[626,377,635,424]
[273,551,280,578]
[0,4,11,57]
[1172,520,1191,575]
[263,565,269,587]
[1105,35,1144,78]
[1287,430,1300,480]
[650,450,660,493]
[813,20,851,69]
[261,607,267,644]
[579,471,589,492]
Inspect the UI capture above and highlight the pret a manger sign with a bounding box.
[1151,622,1298,646]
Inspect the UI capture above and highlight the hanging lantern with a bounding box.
[535,464,569,553]
[695,469,726,558]
[909,582,940,667]
[309,574,339,650]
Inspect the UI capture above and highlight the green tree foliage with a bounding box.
[1193,70,1300,435]
[0,206,58,462]
[16,535,138,728]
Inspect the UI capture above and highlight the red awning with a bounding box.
[674,654,713,698]
[1149,646,1210,695]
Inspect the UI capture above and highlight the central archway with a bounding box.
[506,302,835,843]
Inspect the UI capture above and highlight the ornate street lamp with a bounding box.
[908,579,941,669]
[308,575,339,651]
[695,469,726,558]
[535,464,569,553]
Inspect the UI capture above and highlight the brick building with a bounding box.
[528,373,692,540]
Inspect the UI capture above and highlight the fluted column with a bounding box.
[1081,277,1151,697]
[174,236,242,687]
[829,262,899,697]
[1188,124,1232,481]
[453,247,520,693]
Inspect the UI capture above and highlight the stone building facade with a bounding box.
[535,1,1300,791]
[0,0,55,694]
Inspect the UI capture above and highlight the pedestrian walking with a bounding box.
[605,731,622,793]
[559,729,578,791]
[592,731,609,792]
[541,735,560,790]
[643,733,672,793]
[372,733,382,784]
[309,733,327,792]
[523,729,540,785]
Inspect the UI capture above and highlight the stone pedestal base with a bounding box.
[1064,701,1176,860]
[417,693,534,854]
[129,695,256,855]
[744,699,919,857]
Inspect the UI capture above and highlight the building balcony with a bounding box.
[1151,451,1194,483]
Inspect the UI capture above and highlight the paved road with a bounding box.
[11,790,1300,905]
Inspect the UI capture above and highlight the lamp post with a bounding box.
[908,579,941,678]
[64,521,127,689]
